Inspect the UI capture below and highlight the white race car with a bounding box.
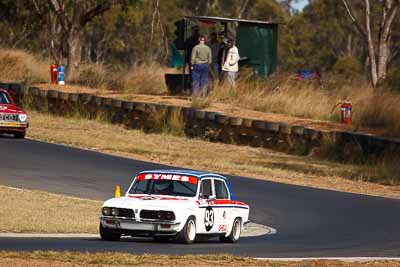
[99,170,250,244]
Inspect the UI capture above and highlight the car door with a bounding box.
[214,178,230,233]
[198,178,217,234]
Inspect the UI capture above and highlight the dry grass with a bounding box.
[34,83,359,135]
[142,105,185,136]
[1,48,399,137]
[209,74,400,137]
[0,251,399,267]
[318,135,400,185]
[191,97,212,109]
[0,49,167,94]
[70,68,400,138]
[68,63,109,89]
[67,62,168,95]
[118,63,168,95]
[26,110,400,199]
[0,48,49,84]
[0,185,101,233]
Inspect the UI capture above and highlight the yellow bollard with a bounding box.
[115,184,121,198]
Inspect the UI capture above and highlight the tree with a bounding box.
[279,1,363,72]
[342,0,400,87]
[44,0,134,75]
[0,0,44,51]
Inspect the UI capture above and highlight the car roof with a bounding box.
[139,169,228,180]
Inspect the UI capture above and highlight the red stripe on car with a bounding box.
[209,199,248,206]
[136,173,198,184]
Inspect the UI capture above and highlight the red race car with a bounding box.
[0,89,28,139]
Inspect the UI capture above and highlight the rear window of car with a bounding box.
[215,180,229,199]
[0,92,11,104]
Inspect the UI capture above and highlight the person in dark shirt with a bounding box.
[208,32,221,80]
[218,31,229,81]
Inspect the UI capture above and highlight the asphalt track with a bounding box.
[0,137,399,257]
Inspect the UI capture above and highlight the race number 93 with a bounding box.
[204,206,214,231]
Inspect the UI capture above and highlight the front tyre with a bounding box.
[220,217,241,243]
[176,216,196,244]
[99,223,121,241]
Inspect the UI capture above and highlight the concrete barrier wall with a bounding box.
[2,82,400,160]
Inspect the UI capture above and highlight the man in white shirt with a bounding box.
[222,38,240,90]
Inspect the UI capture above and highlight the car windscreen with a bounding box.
[0,92,11,105]
[128,173,198,197]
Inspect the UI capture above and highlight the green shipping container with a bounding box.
[236,23,278,77]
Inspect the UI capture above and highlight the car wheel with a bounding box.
[99,223,121,241]
[176,216,196,244]
[14,131,26,139]
[220,217,241,243]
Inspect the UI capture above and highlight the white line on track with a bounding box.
[242,222,277,237]
[0,223,276,239]
[256,257,400,262]
[1,234,399,262]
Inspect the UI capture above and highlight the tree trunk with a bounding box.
[346,34,352,56]
[67,29,83,77]
[377,0,399,83]
[364,0,378,87]
[377,39,389,81]
[342,0,399,88]
[363,50,370,79]
[238,0,250,19]
[46,0,123,76]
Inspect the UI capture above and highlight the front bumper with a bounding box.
[100,216,181,237]
[0,121,28,131]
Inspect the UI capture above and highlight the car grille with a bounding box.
[117,208,135,218]
[0,113,18,122]
[140,210,175,221]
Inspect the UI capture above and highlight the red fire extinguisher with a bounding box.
[50,64,58,84]
[341,101,352,125]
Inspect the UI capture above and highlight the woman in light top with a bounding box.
[222,38,240,91]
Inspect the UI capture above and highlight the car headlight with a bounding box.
[164,211,175,221]
[18,114,27,122]
[111,208,119,216]
[157,211,175,221]
[102,207,112,216]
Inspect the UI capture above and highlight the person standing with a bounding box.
[218,32,228,81]
[208,32,221,80]
[191,35,212,97]
[184,25,200,70]
[222,38,240,90]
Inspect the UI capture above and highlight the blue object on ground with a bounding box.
[57,65,65,85]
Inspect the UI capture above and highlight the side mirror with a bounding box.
[208,195,216,201]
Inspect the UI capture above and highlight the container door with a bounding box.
[236,23,278,77]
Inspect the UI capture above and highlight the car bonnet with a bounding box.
[0,104,24,114]
[103,195,194,210]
